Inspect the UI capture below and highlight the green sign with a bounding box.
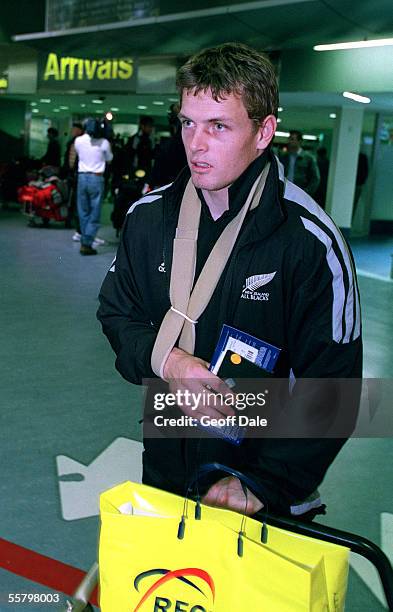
[38,52,137,92]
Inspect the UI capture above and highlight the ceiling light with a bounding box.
[277,118,282,123]
[32,109,39,113]
[303,134,318,141]
[329,113,337,119]
[153,101,164,105]
[275,130,290,138]
[343,91,371,104]
[80,103,86,107]
[40,98,51,103]
[92,99,103,104]
[59,105,68,110]
[137,105,147,110]
[278,107,283,112]
[53,109,60,112]
[30,102,37,106]
[314,38,393,51]
[110,107,119,111]
[168,97,178,102]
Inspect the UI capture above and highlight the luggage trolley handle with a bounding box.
[187,461,270,508]
[267,514,393,611]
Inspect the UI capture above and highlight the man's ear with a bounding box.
[256,115,277,151]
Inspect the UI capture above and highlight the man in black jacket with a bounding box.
[97,43,362,518]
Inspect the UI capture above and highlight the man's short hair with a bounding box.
[47,127,58,137]
[176,42,278,124]
[139,115,154,126]
[289,130,303,140]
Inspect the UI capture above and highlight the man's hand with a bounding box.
[202,476,263,515]
[163,347,235,420]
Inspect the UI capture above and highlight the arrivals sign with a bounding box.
[38,52,137,92]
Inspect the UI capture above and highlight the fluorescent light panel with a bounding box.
[314,38,393,51]
[275,131,318,141]
[343,91,371,104]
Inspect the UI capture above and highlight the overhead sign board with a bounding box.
[38,52,137,92]
[46,0,157,30]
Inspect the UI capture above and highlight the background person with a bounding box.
[98,43,362,519]
[150,103,187,188]
[125,115,155,179]
[74,119,113,256]
[62,122,83,230]
[280,130,320,196]
[314,146,330,209]
[352,151,369,222]
[41,127,61,171]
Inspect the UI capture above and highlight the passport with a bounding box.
[201,325,283,445]
[210,324,282,378]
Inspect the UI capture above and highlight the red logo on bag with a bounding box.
[133,567,215,611]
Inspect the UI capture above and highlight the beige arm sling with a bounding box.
[151,162,270,379]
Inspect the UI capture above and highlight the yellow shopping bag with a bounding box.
[99,481,349,611]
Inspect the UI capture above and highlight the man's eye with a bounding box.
[214,123,226,131]
[182,119,193,128]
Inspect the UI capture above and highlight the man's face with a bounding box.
[141,123,153,136]
[180,89,271,192]
[72,126,83,138]
[288,133,301,153]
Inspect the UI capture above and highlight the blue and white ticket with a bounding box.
[210,324,281,375]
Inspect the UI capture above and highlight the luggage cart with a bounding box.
[62,518,393,611]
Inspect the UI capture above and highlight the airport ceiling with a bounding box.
[2,0,393,132]
[7,0,393,58]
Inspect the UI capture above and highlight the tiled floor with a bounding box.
[1,205,392,611]
[350,236,393,281]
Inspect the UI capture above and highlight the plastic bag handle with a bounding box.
[184,462,269,549]
[187,461,269,512]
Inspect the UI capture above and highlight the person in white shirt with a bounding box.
[74,120,113,255]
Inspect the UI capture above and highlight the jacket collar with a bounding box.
[167,149,287,243]
[238,150,287,245]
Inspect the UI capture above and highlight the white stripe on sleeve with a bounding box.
[301,217,346,343]
[285,181,360,341]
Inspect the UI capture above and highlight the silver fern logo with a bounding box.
[241,272,276,301]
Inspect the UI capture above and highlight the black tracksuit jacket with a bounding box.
[97,151,362,515]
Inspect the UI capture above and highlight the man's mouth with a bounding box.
[191,161,212,169]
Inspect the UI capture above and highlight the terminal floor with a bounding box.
[1,204,392,611]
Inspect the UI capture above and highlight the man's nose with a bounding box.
[190,128,208,152]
